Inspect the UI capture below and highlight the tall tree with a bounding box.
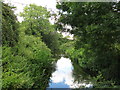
[56,2,120,84]
[2,3,19,47]
[20,4,60,55]
[2,3,54,89]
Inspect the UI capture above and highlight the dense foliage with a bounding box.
[2,1,120,89]
[2,3,19,47]
[20,4,60,56]
[2,3,60,89]
[56,2,120,87]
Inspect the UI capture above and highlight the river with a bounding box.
[47,57,93,89]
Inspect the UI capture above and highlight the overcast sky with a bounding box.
[3,0,73,39]
[4,0,57,11]
[3,0,58,23]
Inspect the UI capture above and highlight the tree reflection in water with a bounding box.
[48,57,93,88]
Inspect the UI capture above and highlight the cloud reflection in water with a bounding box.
[49,57,93,88]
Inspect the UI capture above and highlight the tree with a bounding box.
[2,3,55,89]
[2,3,19,47]
[20,4,60,55]
[56,2,120,84]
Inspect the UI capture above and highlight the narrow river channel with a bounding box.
[47,57,93,89]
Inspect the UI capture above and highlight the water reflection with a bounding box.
[48,57,93,88]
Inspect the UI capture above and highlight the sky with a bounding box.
[3,0,74,38]
[4,0,57,11]
[4,0,118,39]
[3,0,74,39]
[3,0,58,23]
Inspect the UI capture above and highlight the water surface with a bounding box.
[48,57,93,88]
